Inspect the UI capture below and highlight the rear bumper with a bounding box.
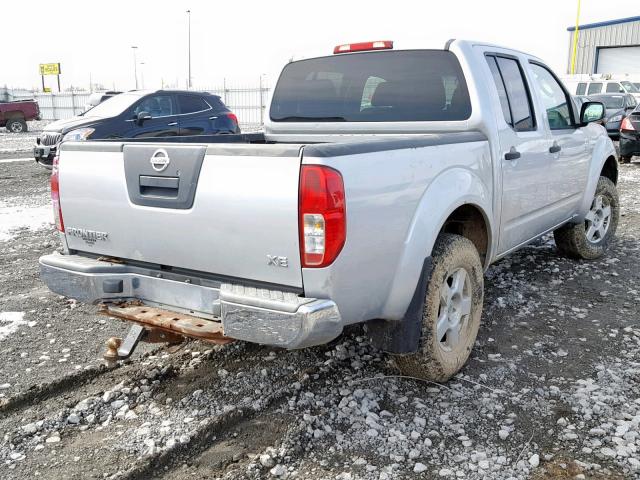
[39,253,343,349]
[620,131,640,157]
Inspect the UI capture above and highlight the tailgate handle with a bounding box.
[139,175,179,198]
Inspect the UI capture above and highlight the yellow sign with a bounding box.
[43,87,52,93]
[39,63,61,76]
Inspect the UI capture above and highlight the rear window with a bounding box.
[270,50,471,122]
[576,82,587,95]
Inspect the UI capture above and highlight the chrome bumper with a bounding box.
[39,253,342,349]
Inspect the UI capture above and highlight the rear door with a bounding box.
[176,94,215,136]
[58,142,305,287]
[483,53,554,253]
[122,93,179,138]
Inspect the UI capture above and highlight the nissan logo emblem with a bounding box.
[150,149,170,172]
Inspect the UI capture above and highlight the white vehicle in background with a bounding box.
[563,76,640,102]
[84,91,122,112]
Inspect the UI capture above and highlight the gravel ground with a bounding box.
[0,154,640,479]
[0,121,49,156]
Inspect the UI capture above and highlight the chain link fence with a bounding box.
[0,85,271,130]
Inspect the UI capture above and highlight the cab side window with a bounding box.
[606,82,623,93]
[587,83,602,95]
[485,54,535,131]
[529,63,573,130]
[133,95,175,118]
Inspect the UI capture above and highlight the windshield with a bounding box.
[591,95,625,109]
[83,93,142,118]
[621,81,640,93]
[270,50,471,122]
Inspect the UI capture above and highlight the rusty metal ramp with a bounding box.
[99,303,233,345]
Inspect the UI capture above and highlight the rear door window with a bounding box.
[178,95,210,114]
[486,56,512,126]
[576,82,587,95]
[587,83,602,95]
[270,50,472,122]
[492,56,536,131]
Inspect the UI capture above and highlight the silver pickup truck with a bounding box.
[40,40,619,381]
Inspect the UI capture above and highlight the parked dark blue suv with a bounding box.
[34,90,240,168]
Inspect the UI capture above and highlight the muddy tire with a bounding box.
[619,155,632,164]
[6,118,27,133]
[393,234,484,382]
[553,176,619,260]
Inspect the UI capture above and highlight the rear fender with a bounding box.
[380,167,492,321]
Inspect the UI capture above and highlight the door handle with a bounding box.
[504,148,521,161]
[167,122,177,126]
[549,143,561,154]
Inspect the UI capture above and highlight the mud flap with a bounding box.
[365,257,432,354]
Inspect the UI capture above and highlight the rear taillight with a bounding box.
[226,112,239,127]
[51,155,64,232]
[621,117,635,131]
[299,165,346,268]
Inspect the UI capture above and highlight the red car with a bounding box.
[0,100,40,132]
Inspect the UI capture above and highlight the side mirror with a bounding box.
[580,101,605,125]
[136,111,152,125]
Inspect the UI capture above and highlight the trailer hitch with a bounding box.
[100,302,233,365]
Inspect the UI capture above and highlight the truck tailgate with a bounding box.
[58,142,304,288]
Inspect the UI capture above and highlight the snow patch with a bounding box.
[0,202,53,241]
[0,312,27,341]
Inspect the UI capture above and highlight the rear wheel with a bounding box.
[393,234,483,382]
[6,118,27,133]
[619,155,632,164]
[553,176,619,260]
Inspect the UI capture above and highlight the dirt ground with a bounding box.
[1,147,640,479]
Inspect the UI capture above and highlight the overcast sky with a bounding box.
[4,0,639,91]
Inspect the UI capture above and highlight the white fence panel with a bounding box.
[35,93,91,120]
[200,85,270,130]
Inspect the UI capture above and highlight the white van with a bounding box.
[573,80,640,102]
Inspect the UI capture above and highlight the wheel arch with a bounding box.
[380,167,493,322]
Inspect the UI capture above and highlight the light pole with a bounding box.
[131,46,139,89]
[187,9,192,89]
[140,62,145,89]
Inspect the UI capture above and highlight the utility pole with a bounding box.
[187,10,192,89]
[131,46,139,89]
[570,0,582,74]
